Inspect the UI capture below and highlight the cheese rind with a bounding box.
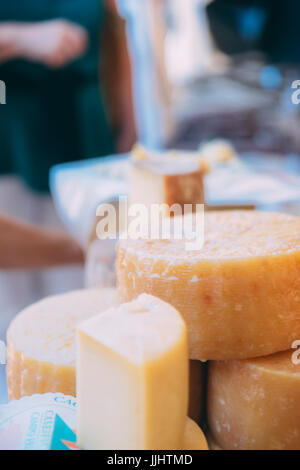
[77,294,188,450]
[208,350,300,450]
[180,418,209,451]
[7,289,118,400]
[117,211,300,360]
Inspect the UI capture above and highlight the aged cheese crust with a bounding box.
[208,350,300,450]
[117,210,300,360]
[7,288,118,400]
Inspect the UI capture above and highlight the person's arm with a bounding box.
[103,0,137,153]
[0,214,84,270]
[0,20,88,67]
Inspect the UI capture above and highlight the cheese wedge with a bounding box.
[188,360,204,423]
[77,294,188,450]
[208,350,300,450]
[181,417,209,451]
[117,210,300,360]
[7,289,118,400]
[129,147,205,213]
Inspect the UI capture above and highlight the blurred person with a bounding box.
[0,1,136,192]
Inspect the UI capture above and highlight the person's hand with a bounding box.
[0,214,84,270]
[0,39,19,63]
[17,20,88,68]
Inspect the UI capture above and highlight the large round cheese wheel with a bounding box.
[117,211,300,360]
[7,289,118,400]
[208,350,300,450]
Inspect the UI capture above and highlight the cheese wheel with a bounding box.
[77,294,188,450]
[208,350,300,450]
[7,288,118,400]
[188,360,204,423]
[117,211,300,360]
[181,417,209,451]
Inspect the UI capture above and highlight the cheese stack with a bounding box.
[77,294,189,450]
[208,350,300,450]
[117,210,300,361]
[117,209,300,449]
[7,288,118,400]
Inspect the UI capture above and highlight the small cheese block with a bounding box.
[188,360,204,423]
[180,418,209,451]
[7,289,118,400]
[208,350,300,450]
[117,210,300,360]
[199,139,237,169]
[129,147,205,212]
[77,294,188,450]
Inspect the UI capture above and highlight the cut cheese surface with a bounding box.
[77,294,188,450]
[208,350,300,450]
[7,288,118,400]
[180,417,209,451]
[129,148,205,211]
[117,210,300,360]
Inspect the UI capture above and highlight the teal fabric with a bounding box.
[0,0,115,192]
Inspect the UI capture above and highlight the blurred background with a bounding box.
[1,0,300,401]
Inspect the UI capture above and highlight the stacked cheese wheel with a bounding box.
[117,210,300,450]
[208,351,300,450]
[7,289,119,400]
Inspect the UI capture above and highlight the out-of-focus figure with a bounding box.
[0,0,136,192]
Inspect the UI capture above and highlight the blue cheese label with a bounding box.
[0,394,77,450]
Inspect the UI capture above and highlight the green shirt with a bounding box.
[0,0,115,192]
